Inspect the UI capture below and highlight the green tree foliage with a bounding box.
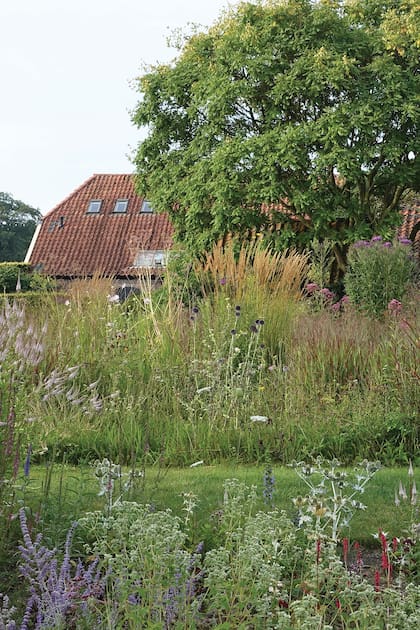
[0,192,41,262]
[132,0,419,273]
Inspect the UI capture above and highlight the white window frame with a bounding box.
[141,200,154,213]
[87,200,102,214]
[133,250,167,268]
[113,199,129,213]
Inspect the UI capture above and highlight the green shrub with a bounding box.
[344,237,418,317]
[0,262,55,293]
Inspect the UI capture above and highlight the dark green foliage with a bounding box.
[0,192,41,261]
[133,0,419,276]
[0,262,55,293]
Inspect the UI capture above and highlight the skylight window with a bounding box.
[113,199,129,213]
[87,200,102,214]
[141,200,153,213]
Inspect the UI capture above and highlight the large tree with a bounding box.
[0,193,41,261]
[132,0,419,273]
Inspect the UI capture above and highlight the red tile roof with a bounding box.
[398,197,420,258]
[28,174,174,277]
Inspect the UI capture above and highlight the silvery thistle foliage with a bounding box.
[289,457,381,541]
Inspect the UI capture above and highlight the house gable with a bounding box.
[27,174,174,277]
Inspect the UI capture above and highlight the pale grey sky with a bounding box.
[0,0,231,214]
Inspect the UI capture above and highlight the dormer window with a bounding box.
[87,200,102,214]
[141,200,153,213]
[113,199,129,213]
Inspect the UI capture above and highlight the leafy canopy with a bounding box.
[132,0,419,269]
[0,193,41,262]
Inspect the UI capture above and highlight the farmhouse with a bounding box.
[25,174,174,287]
[26,174,419,285]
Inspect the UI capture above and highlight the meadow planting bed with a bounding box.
[0,243,418,627]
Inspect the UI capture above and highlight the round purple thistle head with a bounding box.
[398,237,412,245]
[219,277,227,286]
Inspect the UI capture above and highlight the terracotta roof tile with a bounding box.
[398,197,420,258]
[28,174,174,277]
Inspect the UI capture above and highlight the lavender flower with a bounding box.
[18,509,106,628]
[371,235,382,242]
[399,237,412,245]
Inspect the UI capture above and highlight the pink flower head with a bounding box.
[383,241,392,248]
[388,299,402,315]
[320,287,334,301]
[340,295,350,305]
[219,277,227,286]
[331,302,341,313]
[305,282,319,295]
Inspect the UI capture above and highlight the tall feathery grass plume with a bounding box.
[198,238,309,302]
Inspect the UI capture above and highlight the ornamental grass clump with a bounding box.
[344,237,418,318]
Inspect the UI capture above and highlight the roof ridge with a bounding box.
[42,173,136,217]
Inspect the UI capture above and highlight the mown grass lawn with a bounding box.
[22,462,417,549]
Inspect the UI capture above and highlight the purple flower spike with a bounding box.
[24,444,32,477]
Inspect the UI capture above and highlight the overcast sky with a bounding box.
[1,0,231,214]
